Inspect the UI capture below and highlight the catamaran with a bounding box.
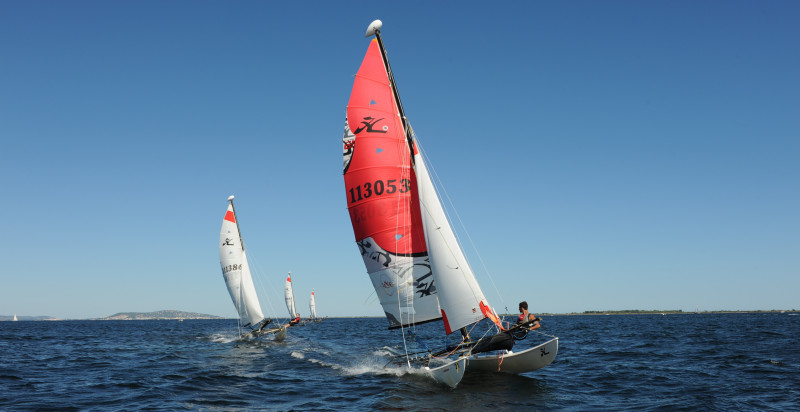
[219,196,287,341]
[284,272,302,326]
[342,20,557,386]
[308,290,321,323]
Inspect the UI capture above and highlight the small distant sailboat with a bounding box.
[12,314,18,322]
[219,196,286,341]
[308,290,322,323]
[284,272,302,326]
[342,20,557,387]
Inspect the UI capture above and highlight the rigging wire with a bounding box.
[234,204,287,326]
[396,115,414,368]
[247,251,282,321]
[413,132,508,313]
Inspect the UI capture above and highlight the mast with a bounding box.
[345,20,443,329]
[220,195,266,328]
[366,21,501,335]
[228,195,245,253]
[227,195,248,325]
[366,20,416,164]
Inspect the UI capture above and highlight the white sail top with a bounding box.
[309,290,317,320]
[284,272,297,318]
[219,202,265,327]
[413,135,497,334]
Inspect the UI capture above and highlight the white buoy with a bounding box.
[227,195,235,202]
[366,19,382,37]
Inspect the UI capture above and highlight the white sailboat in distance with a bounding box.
[219,196,286,341]
[284,272,302,326]
[309,290,319,322]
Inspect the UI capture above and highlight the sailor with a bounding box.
[289,313,301,326]
[516,301,541,331]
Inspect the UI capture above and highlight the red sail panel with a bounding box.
[344,39,426,256]
[479,301,505,331]
[224,210,236,223]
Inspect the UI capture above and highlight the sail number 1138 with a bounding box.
[349,178,411,203]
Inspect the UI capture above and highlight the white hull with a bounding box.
[250,326,287,342]
[273,327,287,342]
[467,337,558,374]
[425,357,468,388]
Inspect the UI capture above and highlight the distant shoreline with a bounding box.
[3,309,797,321]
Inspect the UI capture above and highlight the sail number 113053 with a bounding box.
[348,178,411,204]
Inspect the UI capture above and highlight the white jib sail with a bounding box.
[284,272,296,318]
[413,136,493,334]
[309,290,317,320]
[220,203,265,327]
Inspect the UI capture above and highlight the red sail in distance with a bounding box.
[344,39,426,256]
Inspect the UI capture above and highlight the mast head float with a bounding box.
[227,195,235,202]
[366,19,382,37]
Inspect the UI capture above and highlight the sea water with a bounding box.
[1,313,797,410]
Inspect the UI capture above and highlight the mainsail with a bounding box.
[309,290,317,320]
[343,38,441,329]
[284,272,297,318]
[343,30,500,335]
[219,198,266,327]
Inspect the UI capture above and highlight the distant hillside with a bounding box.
[0,315,59,321]
[99,310,225,320]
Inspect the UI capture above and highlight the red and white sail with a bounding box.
[344,37,501,334]
[343,39,441,329]
[309,290,317,320]
[219,201,265,327]
[284,272,297,319]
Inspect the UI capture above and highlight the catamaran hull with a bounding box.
[425,357,468,388]
[249,326,287,342]
[467,337,558,374]
[273,327,287,342]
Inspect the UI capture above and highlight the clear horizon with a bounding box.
[2,1,798,320]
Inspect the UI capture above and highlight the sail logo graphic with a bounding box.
[413,271,436,298]
[342,121,356,173]
[379,273,396,297]
[222,238,234,246]
[353,116,388,134]
[357,238,392,268]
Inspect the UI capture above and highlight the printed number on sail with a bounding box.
[222,264,241,274]
[348,179,411,203]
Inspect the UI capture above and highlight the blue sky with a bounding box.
[1,1,798,319]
